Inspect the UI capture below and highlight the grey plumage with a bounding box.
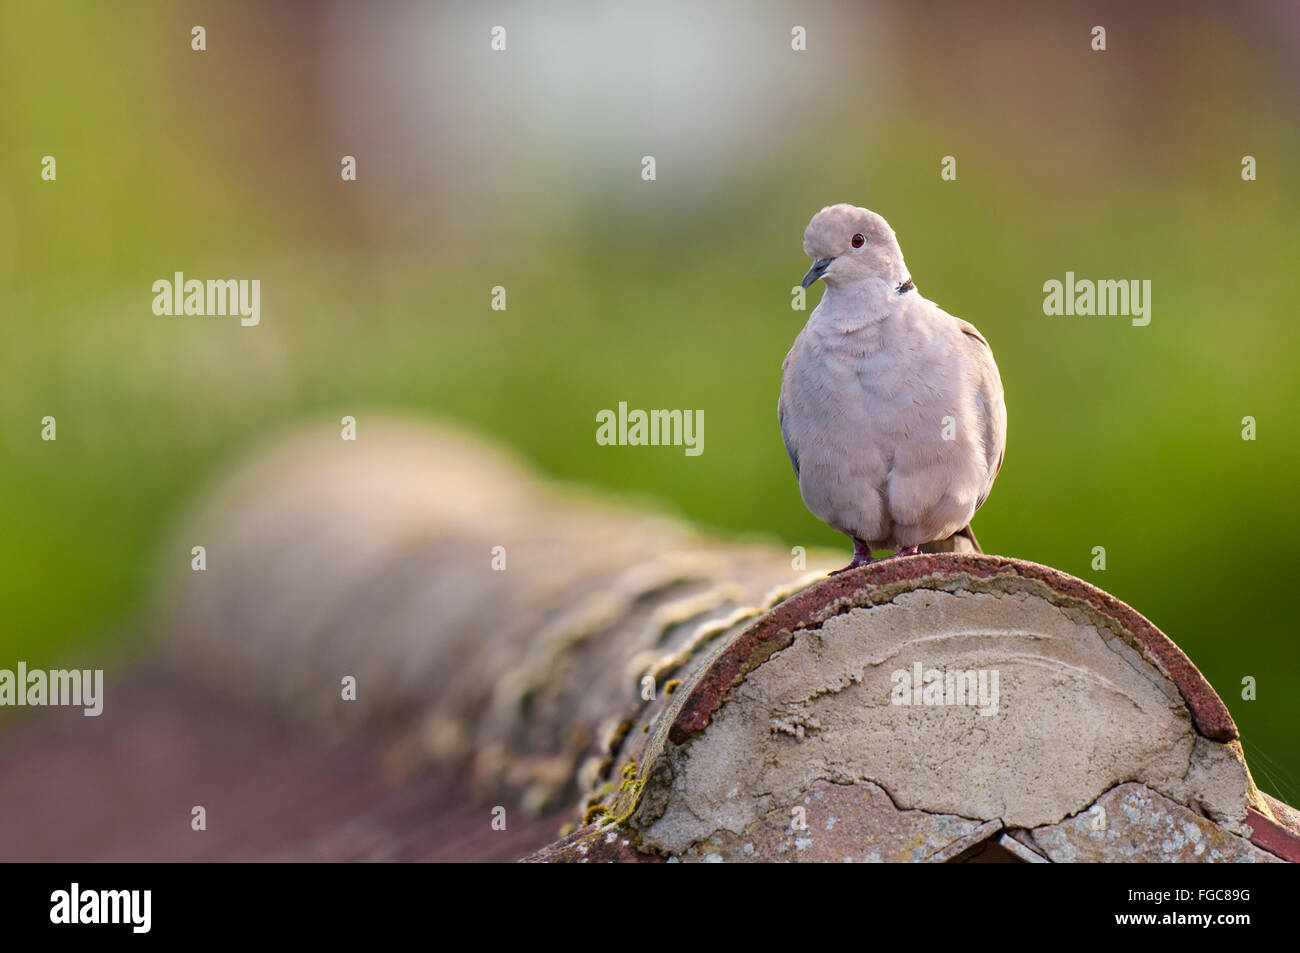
[779,204,1006,562]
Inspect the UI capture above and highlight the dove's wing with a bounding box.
[953,317,1006,512]
[777,375,801,479]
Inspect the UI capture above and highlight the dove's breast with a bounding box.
[780,288,996,549]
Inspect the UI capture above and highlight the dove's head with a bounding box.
[801,204,909,291]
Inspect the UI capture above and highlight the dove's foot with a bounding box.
[830,537,874,575]
[888,546,920,559]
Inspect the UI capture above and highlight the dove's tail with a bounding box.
[919,524,983,555]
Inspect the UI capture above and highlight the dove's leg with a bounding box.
[831,537,874,575]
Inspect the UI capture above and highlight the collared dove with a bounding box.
[779,204,1006,571]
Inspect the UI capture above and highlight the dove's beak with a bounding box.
[801,258,834,289]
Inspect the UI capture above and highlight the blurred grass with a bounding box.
[1,1,1298,799]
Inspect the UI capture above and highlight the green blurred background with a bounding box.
[2,1,1297,796]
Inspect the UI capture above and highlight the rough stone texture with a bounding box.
[670,554,1236,747]
[651,779,1002,863]
[1261,793,1300,838]
[1030,783,1280,863]
[1245,807,1300,863]
[631,578,1254,854]
[521,823,656,864]
[998,833,1049,862]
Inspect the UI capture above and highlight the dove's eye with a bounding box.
[851,233,865,248]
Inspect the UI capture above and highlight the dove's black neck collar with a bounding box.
[897,278,915,294]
